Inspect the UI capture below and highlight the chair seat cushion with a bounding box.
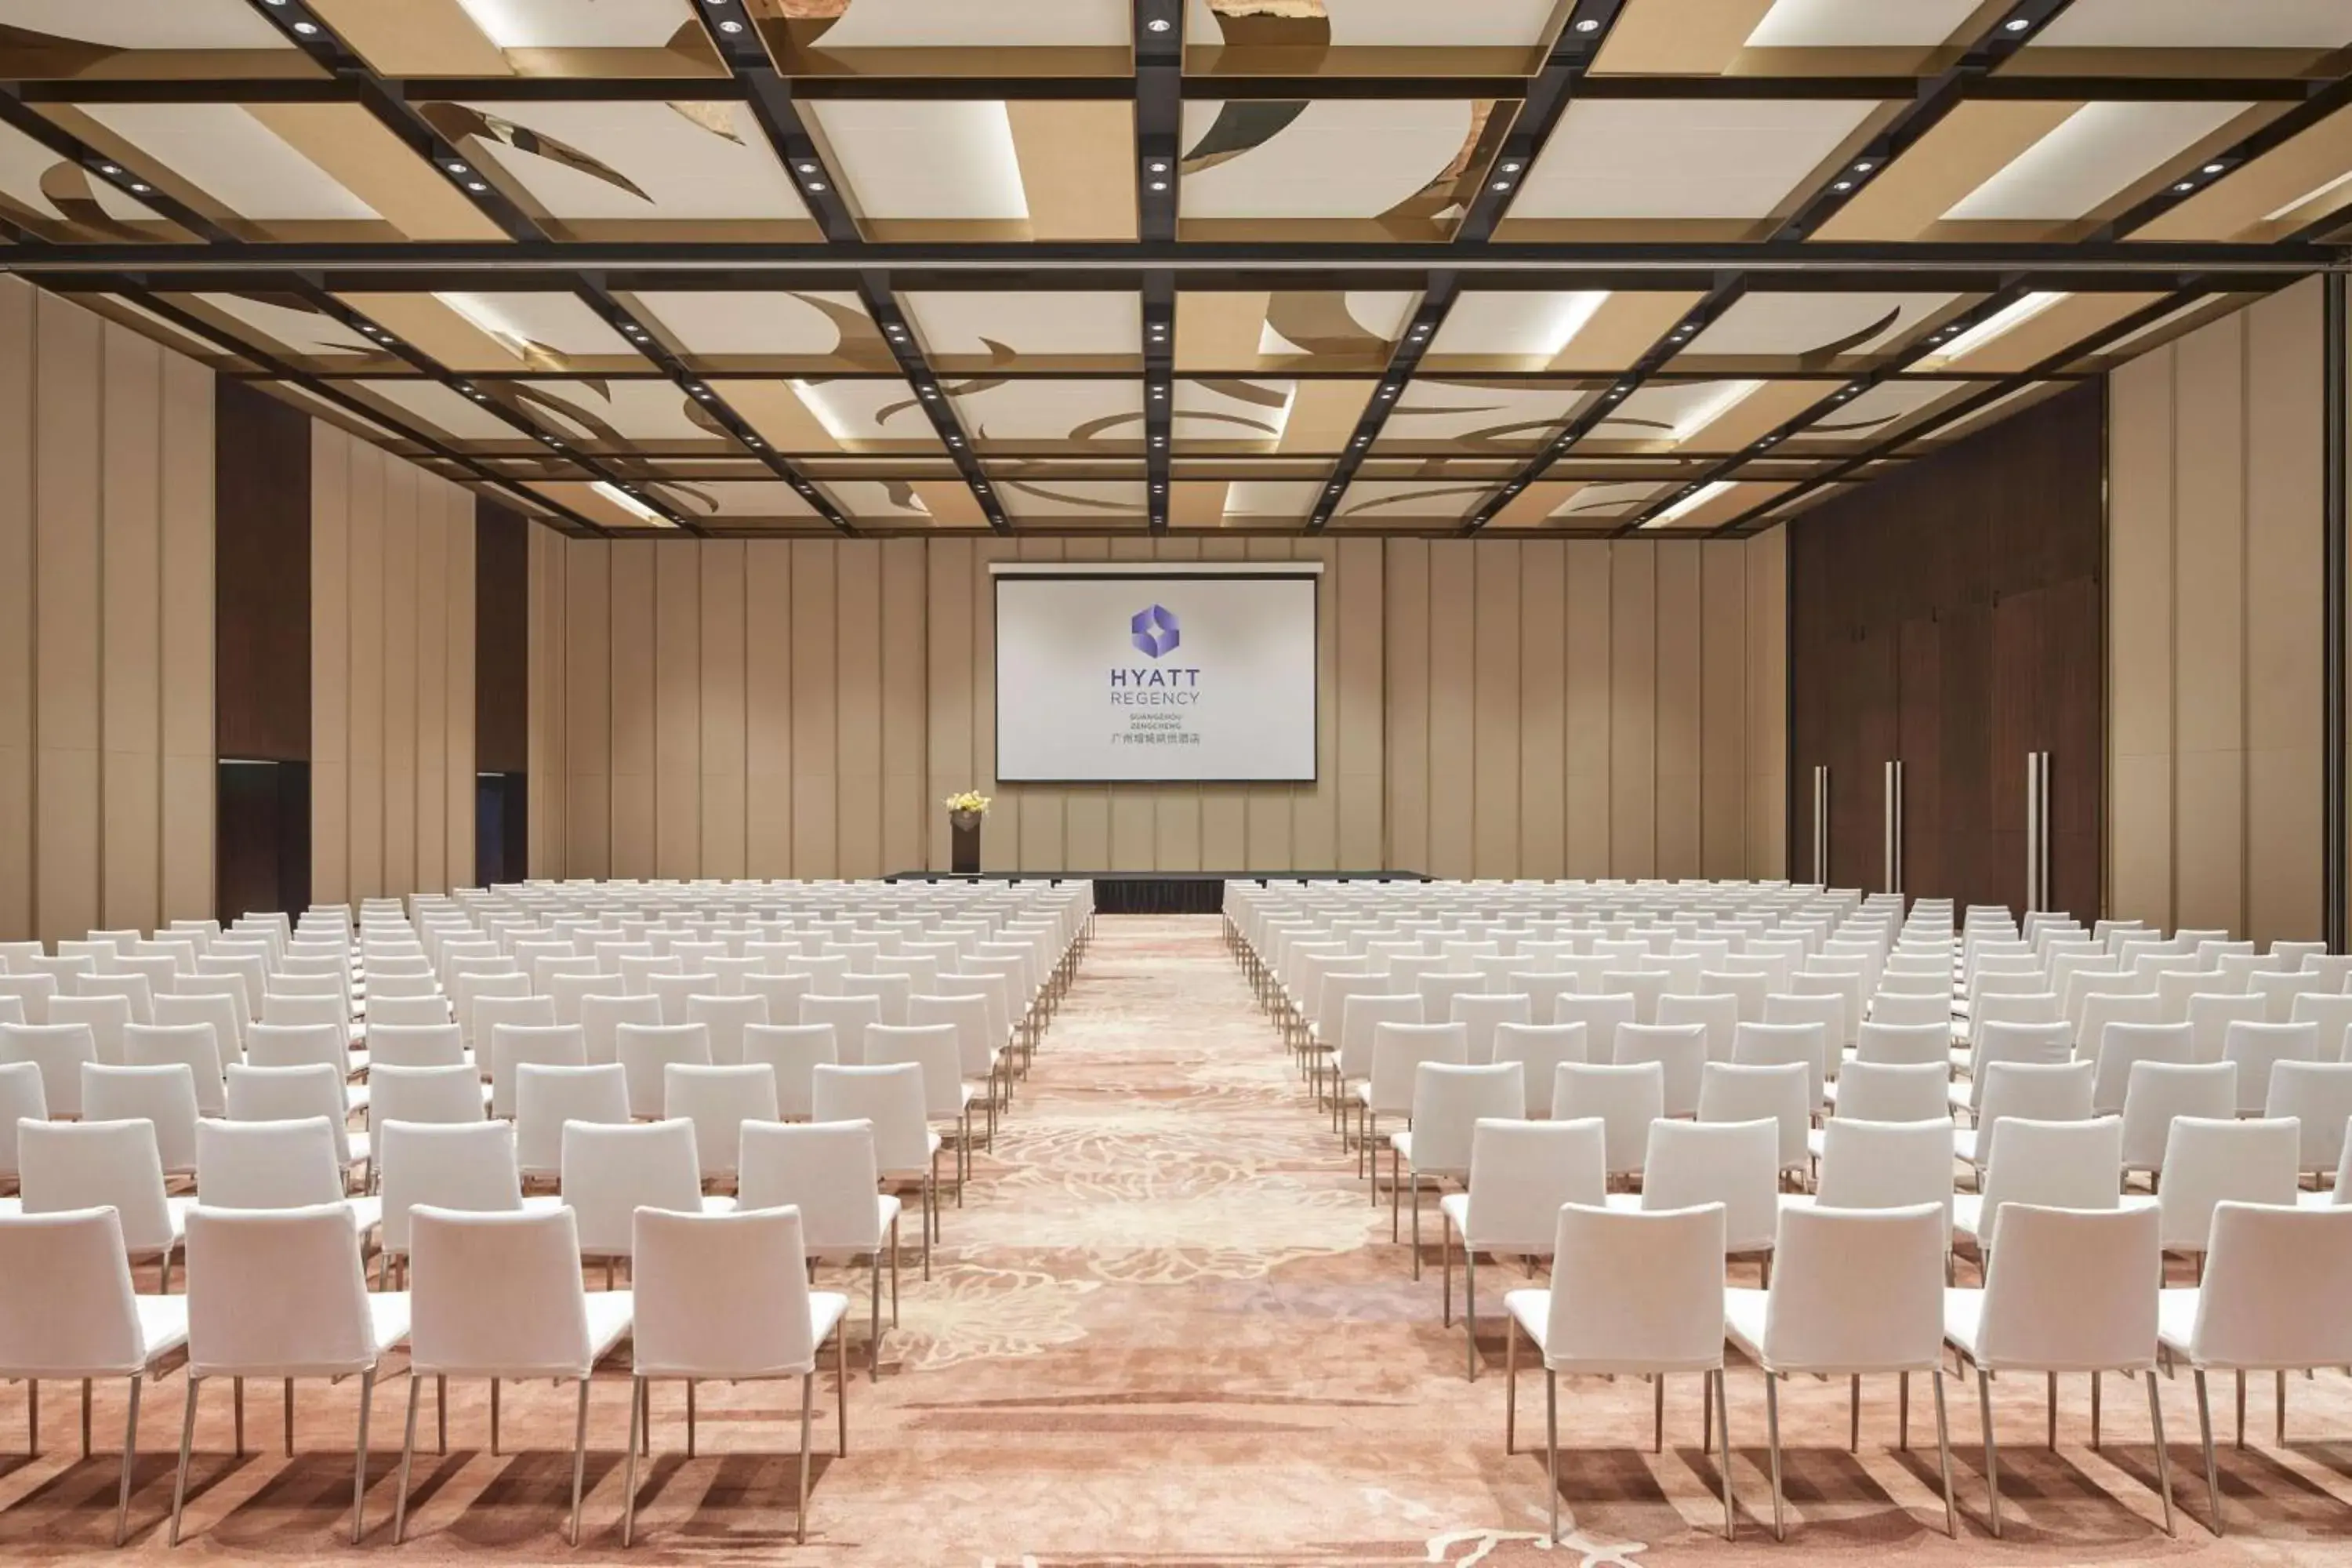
[583,1288,637,1363]
[1941,1286,1987,1359]
[1722,1286,1769,1360]
[810,1290,850,1349]
[2156,1287,2201,1357]
[1503,1287,1549,1352]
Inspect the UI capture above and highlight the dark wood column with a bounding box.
[474,496,530,884]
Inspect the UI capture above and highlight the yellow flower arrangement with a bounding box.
[943,790,993,816]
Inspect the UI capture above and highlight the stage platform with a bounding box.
[882,869,1428,915]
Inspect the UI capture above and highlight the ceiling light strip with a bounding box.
[1134,0,1182,247]
[857,275,1003,533]
[1454,0,1628,245]
[2108,72,2352,243]
[0,89,232,245]
[1305,276,1461,535]
[1143,271,1174,534]
[701,0,862,245]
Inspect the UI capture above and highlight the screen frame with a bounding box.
[990,568,1323,786]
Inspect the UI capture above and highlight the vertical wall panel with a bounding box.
[564,539,611,878]
[2171,314,2249,935]
[1384,539,1431,871]
[444,487,475,891]
[528,527,568,878]
[2109,343,2176,924]
[34,292,103,942]
[790,540,839,877]
[0,282,32,939]
[654,542,702,879]
[880,538,928,876]
[835,542,884,877]
[606,539,656,879]
[1472,541,1521,878]
[310,427,350,902]
[699,541,748,878]
[1563,543,1613,877]
[345,446,383,898]
[412,485,448,891]
[743,542,793,876]
[1743,531,1788,880]
[1609,543,1657,877]
[1698,543,1749,880]
[1196,537,1250,869]
[1094,539,1145,873]
[157,350,214,920]
[100,328,162,931]
[1424,542,1475,878]
[1333,537,1384,870]
[924,539,973,873]
[1653,541,1704,880]
[379,462,418,895]
[1289,539,1340,871]
[972,539,1014,871]
[1517,541,1566,880]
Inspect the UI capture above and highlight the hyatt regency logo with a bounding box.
[1130,604,1180,659]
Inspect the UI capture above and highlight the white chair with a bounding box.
[488,1023,590,1120]
[2248,967,2331,1024]
[1388,1062,1523,1274]
[1439,1117,1604,1381]
[2156,1117,2299,1260]
[1657,993,1740,1065]
[581,992,662,1067]
[1953,1116,2130,1263]
[0,1207,191,1542]
[1612,1022,1706,1119]
[2157,1203,2352,1533]
[1799,1118,1955,1254]
[1943,1203,2169,1537]
[1824,1061,1947,1127]
[1853,1020,1951,1069]
[2119,1062,2237,1178]
[742,1023,839,1121]
[0,1058,49,1184]
[0,973,60,1024]
[684,992,768,1067]
[1958,1020,2073,1114]
[366,1064,487,1149]
[648,971,719,1027]
[1615,1117,1778,1261]
[811,1064,942,1276]
[364,993,453,1031]
[1869,991,1951,1029]
[2089,1021,2194,1116]
[49,994,133,1067]
[1504,1202,1735,1543]
[545,973,618,1028]
[1554,1061,1664,1179]
[561,1118,732,1275]
[1723,1203,1956,1539]
[1490,1022,1587,1117]
[170,1204,410,1544]
[1959,1060,2094,1176]
[1334,993,1423,1141]
[1762,990,1849,1055]
[81,1062,200,1175]
[2079,990,2164,1059]
[664,1063,779,1184]
[2288,991,2352,1061]
[2221,1020,2322,1116]
[514,1063,630,1184]
[615,1023,713,1119]
[1450,992,1532,1066]
[909,992,1005,1139]
[2267,1060,2352,1178]
[394,1205,633,1544]
[837,971,911,1029]
[2187,992,2267,1064]
[365,1022,466,1071]
[1700,1061,1811,1180]
[622,1206,848,1546]
[1357,1022,1468,1184]
[18,1118,190,1290]
[376,1120,561,1283]
[124,1022,227,1117]
[76,972,155,1027]
[739,1120,902,1376]
[2,1022,99,1118]
[863,1022,981,1200]
[1732,1021,1828,1115]
[225,1063,365,1189]
[800,994,884,1063]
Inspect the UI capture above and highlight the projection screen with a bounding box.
[993,565,1319,783]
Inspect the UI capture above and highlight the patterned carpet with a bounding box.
[7,913,2352,1563]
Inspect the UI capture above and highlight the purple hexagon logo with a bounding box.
[1130,603,1180,659]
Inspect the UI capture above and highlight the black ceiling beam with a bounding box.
[1456,0,1626,244]
[0,85,234,243]
[1142,271,1174,532]
[2100,72,2352,241]
[575,278,855,536]
[223,364,2083,385]
[1702,285,2227,536]
[856,274,1004,532]
[1306,276,1460,533]
[1134,0,1181,245]
[123,288,610,537]
[701,0,862,245]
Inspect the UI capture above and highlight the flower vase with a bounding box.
[950,809,983,874]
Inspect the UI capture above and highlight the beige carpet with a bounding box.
[7,913,2352,1563]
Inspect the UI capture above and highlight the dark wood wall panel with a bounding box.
[1788,380,2104,917]
[213,377,311,761]
[474,496,529,776]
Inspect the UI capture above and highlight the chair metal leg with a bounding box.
[1410,1171,1421,1279]
[796,1372,814,1546]
[1464,1249,1477,1383]
[685,1381,696,1459]
[621,1376,644,1548]
[351,1368,375,1544]
[1544,1368,1559,1544]
[1899,1370,1910,1451]
[490,1377,500,1456]
[890,1214,901,1328]
[1503,1317,1516,1455]
[870,1250,884,1379]
[233,1377,243,1456]
[24,1377,33,1455]
[1654,1375,1665,1454]
[436,1374,446,1456]
[1765,1372,1785,1541]
[1713,1368,1736,1542]
[393,1374,421,1544]
[1441,1221,1451,1323]
[837,1330,850,1454]
[1390,1145,1400,1240]
[82,1379,90,1459]
[1850,1374,1861,1452]
[2277,1368,2287,1446]
[2147,1370,2176,1538]
[2092,1368,2102,1450]
[566,1377,590,1546]
[169,1376,198,1545]
[2195,1369,2222,1535]
[2048,1370,2059,1450]
[1979,1367,2002,1537]
[284,1378,295,1457]
[1933,1369,1957,1539]
[114,1374,141,1547]
[2234,1369,2245,1450]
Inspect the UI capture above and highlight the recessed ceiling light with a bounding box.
[1146,16,1172,31]
[97,163,121,176]
[1574,17,1600,31]
[1147,161,1169,175]
[806,181,828,192]
[1832,180,1853,192]
[1379,384,1396,397]
[466,180,488,191]
[796,162,818,174]
[1149,180,1169,191]
[1853,161,1875,173]
[718,18,743,31]
[129,182,151,193]
[2003,16,2031,31]
[2174,181,2196,193]
[445,162,469,176]
[1491,180,1512,192]
[291,20,319,34]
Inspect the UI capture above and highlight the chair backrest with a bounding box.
[2089,1020,2194,1115]
[366,1062,486,1141]
[2288,992,2352,1062]
[407,1205,595,1378]
[2080,990,2165,1057]
[365,992,454,1030]
[907,992,997,1079]
[1868,990,1950,1028]
[1832,1059,1948,1123]
[75,972,154,1026]
[0,974,60,1025]
[248,1019,350,1076]
[2249,967,2334,1023]
[123,1022,227,1117]
[1448,991,1533,1065]
[1639,1117,1778,1253]
[2267,1060,2352,1175]
[488,1022,590,1118]
[183,1203,378,1378]
[2157,1116,2300,1252]
[378,1120,524,1254]
[1761,989,1849,1053]
[1554,1060,1664,1177]
[1654,993,1738,1065]
[1974,1203,2160,1374]
[738,1118,887,1254]
[1964,1019,2073,1109]
[809,1062,933,1176]
[225,1062,353,1168]
[615,1022,713,1117]
[1403,1062,1525,1174]
[2186,990,2268,1064]
[1367,1022,1468,1117]
[1459,1118,1606,1253]
[863,1022,967,1120]
[1,1022,99,1117]
[2118,1060,2237,1172]
[1759,1203,1947,1374]
[740,1023,839,1120]
[0,1059,48,1177]
[580,991,663,1065]
[1855,1020,1951,1068]
[1973,1059,2096,1169]
[514,1062,630,1180]
[365,1021,466,1069]
[545,971,619,1027]
[1697,1060,1810,1173]
[1812,1118,1954,1236]
[1338,993,1423,1080]
[0,1207,149,1376]
[1730,1019,1827,1112]
[561,1117,705,1258]
[631,1206,817,1380]
[1490,1022,1588,1116]
[194,1115,347,1209]
[1610,1022,1706,1117]
[47,994,132,1067]
[262,991,347,1033]
[80,1062,200,1174]
[800,994,884,1062]
[2190,1203,2352,1370]
[1978,1116,2125,1249]
[649,971,720,1026]
[837,971,912,1027]
[2222,1020,2325,1114]
[1541,1202,1728,1375]
[665,1063,779,1178]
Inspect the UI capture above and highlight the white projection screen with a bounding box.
[993,565,1319,783]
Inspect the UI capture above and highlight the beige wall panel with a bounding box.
[699,541,748,878]
[924,539,973,873]
[1019,790,1066,873]
[1060,523,1113,858]
[1334,537,1385,871]
[0,281,33,938]
[34,292,102,942]
[1196,539,1248,866]
[1425,540,1474,879]
[379,463,418,896]
[1653,542,1703,880]
[2172,749,2245,937]
[412,492,448,891]
[2244,282,2321,755]
[444,490,475,892]
[1470,541,1521,879]
[2171,314,2247,760]
[880,538,927,876]
[527,529,564,878]
[654,543,702,880]
[2246,746,2320,946]
[973,540,1016,871]
[1743,531,1787,880]
[1516,540,1566,880]
[834,542,884,878]
[345,448,383,898]
[790,540,840,877]
[1384,538,1431,871]
[1610,543,1657,877]
[100,325,162,930]
[310,428,350,901]
[155,353,214,920]
[1700,542,1749,880]
[1149,536,1205,871]
[2106,351,2177,765]
[605,539,657,880]
[742,540,793,877]
[1564,543,1613,877]
[563,539,610,878]
[1289,539,1340,872]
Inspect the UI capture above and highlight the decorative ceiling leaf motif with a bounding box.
[0,24,119,76]
[38,163,152,241]
[681,397,736,441]
[1795,305,1905,368]
[1192,378,1291,408]
[418,103,653,203]
[1377,100,1504,232]
[1807,413,1904,434]
[1337,483,1486,516]
[1263,292,1388,358]
[783,292,900,370]
[666,102,745,144]
[1003,479,1145,513]
[1590,415,1679,432]
[1170,408,1283,436]
[1066,410,1145,442]
[1207,0,1331,53]
[975,337,1021,365]
[649,480,720,514]
[882,478,925,514]
[485,383,628,448]
[1181,100,1311,175]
